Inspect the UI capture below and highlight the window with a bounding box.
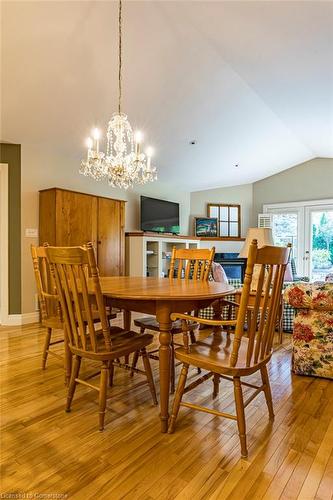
[264,199,333,281]
[207,204,241,238]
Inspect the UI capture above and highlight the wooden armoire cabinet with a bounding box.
[39,187,125,276]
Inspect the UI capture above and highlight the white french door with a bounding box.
[264,206,304,275]
[264,199,333,280]
[304,205,333,281]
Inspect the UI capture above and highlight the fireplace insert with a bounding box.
[214,253,246,282]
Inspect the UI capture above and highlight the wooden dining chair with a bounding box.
[133,246,215,393]
[45,243,157,431]
[168,240,291,458]
[31,244,117,384]
[31,245,72,382]
[223,243,292,345]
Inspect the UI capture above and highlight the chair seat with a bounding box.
[134,316,198,334]
[70,328,154,361]
[175,331,271,376]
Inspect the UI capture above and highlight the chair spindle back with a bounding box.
[31,245,61,323]
[45,243,111,353]
[230,240,291,368]
[169,247,215,281]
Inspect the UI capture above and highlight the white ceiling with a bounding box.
[2,1,333,191]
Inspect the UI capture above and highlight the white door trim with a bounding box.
[0,163,9,325]
[304,204,333,279]
[263,198,333,211]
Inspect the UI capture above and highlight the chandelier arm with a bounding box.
[118,0,122,114]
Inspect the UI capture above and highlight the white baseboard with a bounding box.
[1,314,22,326]
[22,312,40,324]
[1,312,40,326]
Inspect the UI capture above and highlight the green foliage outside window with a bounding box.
[312,213,333,264]
[312,249,332,269]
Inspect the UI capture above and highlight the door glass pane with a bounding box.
[230,222,238,237]
[209,206,218,218]
[311,210,333,281]
[229,207,239,222]
[271,213,298,271]
[220,222,229,236]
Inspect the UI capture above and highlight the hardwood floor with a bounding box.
[1,318,332,499]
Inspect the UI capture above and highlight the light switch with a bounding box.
[25,228,38,238]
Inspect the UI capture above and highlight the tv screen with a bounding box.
[140,196,180,234]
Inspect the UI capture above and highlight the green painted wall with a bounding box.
[0,143,21,314]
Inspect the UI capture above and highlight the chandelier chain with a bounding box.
[118,0,122,114]
[80,0,157,189]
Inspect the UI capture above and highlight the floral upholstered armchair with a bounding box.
[284,282,333,379]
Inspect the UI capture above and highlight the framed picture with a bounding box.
[194,217,218,237]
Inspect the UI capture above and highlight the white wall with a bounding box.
[190,183,253,252]
[253,158,333,220]
[21,144,190,313]
[198,238,245,254]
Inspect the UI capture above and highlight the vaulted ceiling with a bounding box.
[2,1,333,190]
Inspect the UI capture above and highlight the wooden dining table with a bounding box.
[98,276,235,433]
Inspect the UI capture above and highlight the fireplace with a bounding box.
[214,253,246,282]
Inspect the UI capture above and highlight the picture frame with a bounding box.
[207,203,241,238]
[194,217,218,237]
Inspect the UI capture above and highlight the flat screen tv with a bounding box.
[140,196,180,234]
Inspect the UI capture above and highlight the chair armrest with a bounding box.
[170,312,237,327]
[42,291,59,301]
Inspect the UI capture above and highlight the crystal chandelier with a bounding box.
[80,0,157,189]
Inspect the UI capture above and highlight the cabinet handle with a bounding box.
[98,240,102,244]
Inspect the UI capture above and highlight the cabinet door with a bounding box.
[56,190,98,247]
[39,189,56,245]
[97,198,125,276]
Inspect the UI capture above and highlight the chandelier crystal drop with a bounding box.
[80,0,157,189]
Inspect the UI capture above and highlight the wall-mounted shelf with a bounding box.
[126,231,201,240]
[126,232,245,242]
[199,237,245,241]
